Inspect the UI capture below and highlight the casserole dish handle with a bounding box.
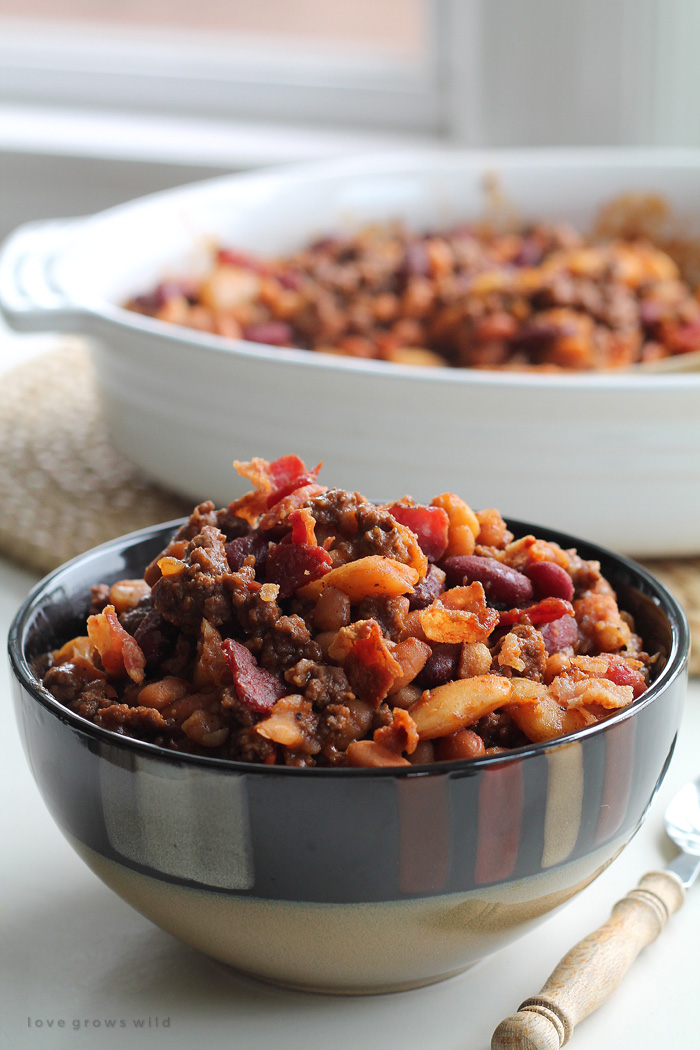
[0,219,82,332]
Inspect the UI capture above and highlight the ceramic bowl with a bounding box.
[8,517,689,994]
[2,149,700,556]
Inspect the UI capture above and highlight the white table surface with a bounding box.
[1,334,698,1050]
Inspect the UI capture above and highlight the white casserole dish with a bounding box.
[1,148,699,557]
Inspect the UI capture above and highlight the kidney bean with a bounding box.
[390,684,423,709]
[217,247,268,274]
[474,313,518,343]
[416,642,460,688]
[540,614,579,654]
[133,281,196,313]
[133,609,177,668]
[309,234,345,253]
[458,641,492,678]
[665,318,700,353]
[266,541,332,599]
[242,321,293,346]
[441,555,532,607]
[138,676,190,711]
[278,269,302,290]
[402,241,430,278]
[130,292,162,313]
[434,729,486,762]
[89,583,111,614]
[226,531,269,574]
[525,561,574,602]
[313,586,351,632]
[512,321,560,352]
[639,299,663,327]
[408,740,435,764]
[408,563,446,610]
[513,238,543,267]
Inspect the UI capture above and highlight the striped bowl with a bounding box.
[8,519,689,993]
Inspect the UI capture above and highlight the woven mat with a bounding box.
[1,343,698,675]
[0,342,190,573]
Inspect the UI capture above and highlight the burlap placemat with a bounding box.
[1,342,698,674]
[0,342,190,573]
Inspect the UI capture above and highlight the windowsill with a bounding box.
[0,102,443,169]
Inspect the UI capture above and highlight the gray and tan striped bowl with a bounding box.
[8,520,689,994]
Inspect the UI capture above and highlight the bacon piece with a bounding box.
[328,619,403,707]
[251,454,317,498]
[568,653,647,699]
[194,620,230,689]
[289,507,318,546]
[499,597,575,627]
[230,455,321,525]
[50,635,106,682]
[265,541,332,599]
[233,456,277,493]
[386,504,449,562]
[266,461,322,508]
[373,707,419,755]
[390,519,429,577]
[87,604,146,684]
[565,678,634,710]
[221,637,287,713]
[258,485,326,531]
[600,655,647,698]
[419,582,499,644]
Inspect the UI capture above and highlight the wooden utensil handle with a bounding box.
[491,870,685,1050]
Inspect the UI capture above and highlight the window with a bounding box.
[0,0,449,133]
[1,0,697,156]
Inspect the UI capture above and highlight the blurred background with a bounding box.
[1,0,699,241]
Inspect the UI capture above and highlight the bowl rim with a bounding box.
[50,146,700,389]
[8,514,690,779]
